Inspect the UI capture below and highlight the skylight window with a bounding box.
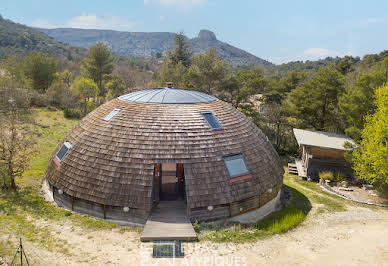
[201,112,223,130]
[103,108,120,121]
[56,141,72,162]
[223,154,250,178]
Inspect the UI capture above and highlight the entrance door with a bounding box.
[159,163,185,201]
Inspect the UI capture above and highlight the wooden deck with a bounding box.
[140,201,197,242]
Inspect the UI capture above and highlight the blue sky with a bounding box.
[1,0,387,64]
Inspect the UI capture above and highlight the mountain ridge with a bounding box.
[0,15,87,60]
[37,28,273,67]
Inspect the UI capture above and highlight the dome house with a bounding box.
[45,86,284,225]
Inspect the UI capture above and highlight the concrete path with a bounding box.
[140,201,197,242]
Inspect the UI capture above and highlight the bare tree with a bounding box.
[0,96,37,190]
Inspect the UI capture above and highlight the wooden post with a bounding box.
[229,202,232,217]
[71,197,74,211]
[103,204,106,219]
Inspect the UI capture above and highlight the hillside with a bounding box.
[38,28,273,67]
[0,15,86,60]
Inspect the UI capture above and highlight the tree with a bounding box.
[82,42,114,95]
[352,84,388,193]
[22,51,58,92]
[71,77,99,115]
[185,48,229,94]
[167,32,193,68]
[158,60,187,87]
[263,71,306,105]
[105,75,126,99]
[339,57,388,139]
[113,65,135,89]
[218,66,266,108]
[0,95,36,190]
[286,66,345,131]
[60,70,73,88]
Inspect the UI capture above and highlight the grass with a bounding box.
[196,185,312,243]
[196,170,353,243]
[0,108,141,260]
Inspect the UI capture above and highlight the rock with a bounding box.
[338,187,353,192]
[0,256,4,265]
[368,190,378,197]
[198,29,217,41]
[362,184,373,190]
[340,181,349,188]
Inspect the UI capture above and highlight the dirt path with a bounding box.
[3,189,388,266]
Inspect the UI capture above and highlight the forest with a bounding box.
[0,33,387,193]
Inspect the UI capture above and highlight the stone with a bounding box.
[362,184,373,190]
[340,181,349,188]
[198,30,217,41]
[368,190,378,197]
[338,187,353,192]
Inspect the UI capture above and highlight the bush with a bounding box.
[319,171,334,182]
[63,107,82,119]
[30,91,51,107]
[334,172,345,183]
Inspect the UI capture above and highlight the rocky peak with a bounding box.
[198,29,217,41]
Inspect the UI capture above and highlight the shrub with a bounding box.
[30,91,51,107]
[63,107,82,119]
[319,171,334,182]
[334,172,345,183]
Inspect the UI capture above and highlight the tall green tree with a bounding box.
[218,66,266,108]
[82,42,114,95]
[286,66,345,131]
[168,32,193,68]
[352,84,388,193]
[263,71,306,105]
[158,60,187,87]
[339,57,388,139]
[22,51,58,92]
[185,48,229,94]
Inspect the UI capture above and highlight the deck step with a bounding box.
[288,163,298,174]
[141,201,197,242]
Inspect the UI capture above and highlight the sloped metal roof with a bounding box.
[119,88,218,104]
[293,128,355,151]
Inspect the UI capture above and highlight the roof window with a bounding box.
[223,154,250,178]
[201,112,223,130]
[56,141,72,162]
[103,108,120,121]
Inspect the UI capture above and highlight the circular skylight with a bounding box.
[119,88,218,104]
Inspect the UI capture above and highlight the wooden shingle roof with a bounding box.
[45,90,284,211]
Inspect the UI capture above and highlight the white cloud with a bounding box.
[66,14,137,31]
[30,19,57,29]
[359,17,387,25]
[29,14,138,31]
[145,0,204,10]
[303,47,342,59]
